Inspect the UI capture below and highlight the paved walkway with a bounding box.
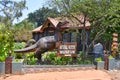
[0,69,111,80]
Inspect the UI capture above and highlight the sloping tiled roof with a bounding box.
[32,17,59,33]
[52,15,90,29]
[47,17,59,27]
[32,25,42,32]
[32,16,91,33]
[41,17,59,31]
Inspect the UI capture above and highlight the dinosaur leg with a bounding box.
[35,54,42,65]
[34,49,42,64]
[34,48,48,64]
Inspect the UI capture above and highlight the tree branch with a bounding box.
[88,28,105,48]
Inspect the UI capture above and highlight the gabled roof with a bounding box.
[57,15,91,29]
[32,17,59,33]
[32,25,42,32]
[32,16,91,33]
[41,17,59,31]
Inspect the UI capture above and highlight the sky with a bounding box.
[14,0,47,23]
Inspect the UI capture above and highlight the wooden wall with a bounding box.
[32,28,90,53]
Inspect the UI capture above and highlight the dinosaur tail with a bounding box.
[14,44,37,53]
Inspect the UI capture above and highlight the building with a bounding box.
[32,16,91,53]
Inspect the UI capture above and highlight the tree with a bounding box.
[13,19,34,42]
[50,0,120,59]
[0,0,27,58]
[28,7,59,27]
[0,23,14,61]
[0,0,27,27]
[14,18,34,30]
[51,0,120,40]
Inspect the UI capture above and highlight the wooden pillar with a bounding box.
[5,56,12,74]
[104,54,108,70]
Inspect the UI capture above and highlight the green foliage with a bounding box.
[28,7,59,26]
[12,28,32,42]
[42,51,72,65]
[51,0,120,42]
[14,19,34,30]
[0,0,27,25]
[14,42,26,49]
[84,57,92,64]
[42,51,92,65]
[95,57,102,62]
[14,42,26,59]
[52,56,72,65]
[52,56,62,65]
[0,0,28,42]
[42,51,56,64]
[13,59,24,62]
[76,51,92,64]
[13,42,37,65]
[13,19,33,42]
[109,55,113,59]
[42,51,56,60]
[25,53,37,65]
[98,32,112,43]
[0,24,14,61]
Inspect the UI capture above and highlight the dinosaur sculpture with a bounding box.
[14,20,69,63]
[24,39,36,48]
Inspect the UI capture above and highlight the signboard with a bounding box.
[57,42,77,57]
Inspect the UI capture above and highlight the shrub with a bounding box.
[25,53,37,65]
[14,42,26,49]
[42,51,72,65]
[0,24,14,61]
[13,42,26,59]
[14,42,37,64]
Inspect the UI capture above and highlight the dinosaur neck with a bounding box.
[54,29,62,42]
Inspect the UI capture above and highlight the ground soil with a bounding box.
[0,69,113,80]
[107,70,120,80]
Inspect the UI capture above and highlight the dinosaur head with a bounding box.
[56,20,69,31]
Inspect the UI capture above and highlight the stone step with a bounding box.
[22,65,95,73]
